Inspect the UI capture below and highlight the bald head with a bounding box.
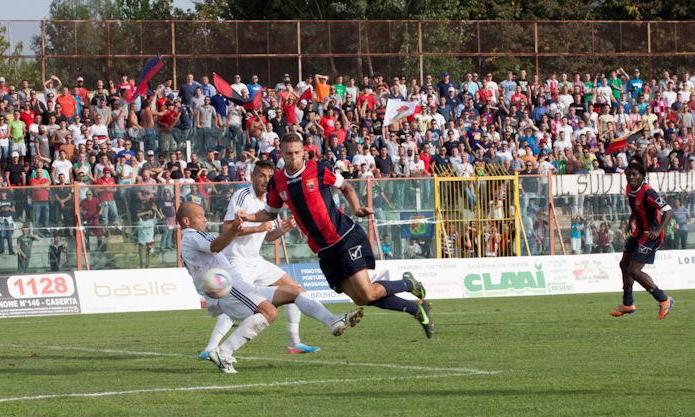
[176,201,204,229]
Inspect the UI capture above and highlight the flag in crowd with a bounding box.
[213,72,262,110]
[129,54,164,103]
[383,99,417,126]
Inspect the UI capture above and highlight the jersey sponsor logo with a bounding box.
[348,244,363,261]
[637,244,653,254]
[655,196,666,207]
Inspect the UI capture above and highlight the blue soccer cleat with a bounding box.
[287,343,321,354]
[198,351,210,361]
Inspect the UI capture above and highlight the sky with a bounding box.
[2,0,197,55]
[4,0,197,19]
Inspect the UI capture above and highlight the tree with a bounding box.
[0,27,40,89]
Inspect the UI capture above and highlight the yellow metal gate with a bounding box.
[434,175,521,258]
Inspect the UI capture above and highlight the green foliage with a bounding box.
[0,27,40,89]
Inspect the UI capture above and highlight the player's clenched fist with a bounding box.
[279,217,296,233]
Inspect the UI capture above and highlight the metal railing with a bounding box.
[0,20,693,89]
[0,174,693,274]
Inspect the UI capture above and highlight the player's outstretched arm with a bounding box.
[210,217,243,253]
[339,181,373,217]
[237,209,278,223]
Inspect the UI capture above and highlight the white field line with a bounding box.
[1,344,499,375]
[0,372,470,403]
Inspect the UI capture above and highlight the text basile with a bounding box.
[93,282,177,297]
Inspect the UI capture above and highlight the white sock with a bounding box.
[219,313,269,355]
[285,303,302,348]
[294,292,340,328]
[204,314,234,352]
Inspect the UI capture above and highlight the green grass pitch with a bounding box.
[1,291,693,417]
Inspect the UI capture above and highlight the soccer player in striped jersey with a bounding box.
[610,162,675,319]
[238,134,434,338]
[221,160,326,354]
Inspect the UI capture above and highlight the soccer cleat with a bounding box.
[287,343,321,354]
[208,348,237,374]
[415,300,434,339]
[657,297,674,320]
[403,271,426,300]
[609,305,637,317]
[331,308,364,336]
[199,350,237,363]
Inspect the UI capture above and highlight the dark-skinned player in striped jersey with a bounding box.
[610,161,675,320]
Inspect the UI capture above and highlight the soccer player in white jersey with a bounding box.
[179,202,277,373]
[219,160,364,354]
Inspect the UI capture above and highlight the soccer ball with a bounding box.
[201,268,232,299]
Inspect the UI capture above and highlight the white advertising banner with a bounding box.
[551,172,695,196]
[75,268,200,314]
[374,250,695,299]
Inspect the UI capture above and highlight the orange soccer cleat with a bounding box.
[609,304,637,317]
[657,297,674,320]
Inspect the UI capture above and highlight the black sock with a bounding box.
[648,287,668,303]
[378,280,413,296]
[623,287,634,306]
[370,295,419,316]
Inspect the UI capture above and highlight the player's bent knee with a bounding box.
[256,301,278,323]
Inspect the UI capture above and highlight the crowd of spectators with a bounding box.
[0,67,694,266]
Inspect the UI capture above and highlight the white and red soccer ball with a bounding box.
[201,268,232,299]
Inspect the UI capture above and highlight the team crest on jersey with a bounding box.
[306,179,316,191]
[348,245,363,261]
[279,191,288,201]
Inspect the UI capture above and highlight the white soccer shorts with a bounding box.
[205,271,267,320]
[230,257,287,288]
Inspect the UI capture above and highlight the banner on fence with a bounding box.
[74,268,200,314]
[552,172,695,196]
[0,272,81,317]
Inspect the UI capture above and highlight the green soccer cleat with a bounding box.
[403,271,426,300]
[415,299,434,339]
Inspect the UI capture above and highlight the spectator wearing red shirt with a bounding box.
[29,165,50,231]
[19,103,35,128]
[357,88,376,112]
[75,76,89,104]
[55,86,77,120]
[95,168,118,226]
[320,108,338,139]
[510,86,528,107]
[117,74,134,102]
[80,189,103,245]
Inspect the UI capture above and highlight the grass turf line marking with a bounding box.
[1,344,499,375]
[0,372,471,403]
